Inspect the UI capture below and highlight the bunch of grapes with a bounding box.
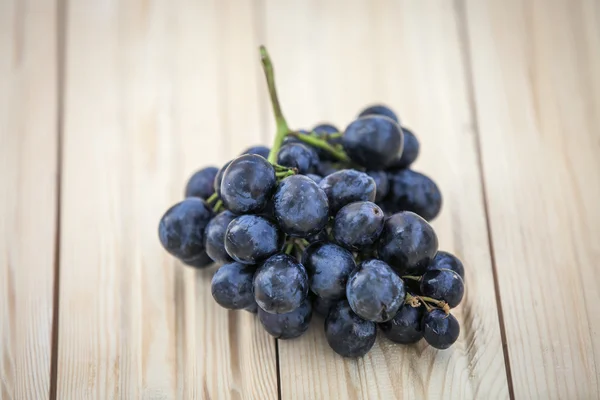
[158,47,465,357]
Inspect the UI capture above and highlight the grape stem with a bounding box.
[402,275,421,282]
[260,46,291,164]
[284,242,294,255]
[206,192,219,205]
[212,199,224,213]
[405,293,450,314]
[276,170,296,179]
[288,132,350,162]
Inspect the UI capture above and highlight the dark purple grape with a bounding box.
[184,166,218,200]
[312,295,339,317]
[387,169,442,221]
[277,143,320,174]
[377,211,438,276]
[253,254,309,314]
[379,303,424,344]
[342,115,403,169]
[258,299,312,339]
[332,201,384,251]
[388,127,419,169]
[325,300,377,358]
[213,160,232,198]
[312,123,341,161]
[366,171,389,202]
[242,145,271,159]
[273,175,329,237]
[211,262,255,310]
[158,198,214,261]
[420,269,465,308]
[224,215,283,264]
[302,242,355,300]
[358,104,400,124]
[426,251,465,280]
[220,154,276,214]
[422,309,460,349]
[346,259,406,323]
[305,174,323,184]
[204,211,236,264]
[319,170,376,214]
[180,251,214,268]
[317,161,339,177]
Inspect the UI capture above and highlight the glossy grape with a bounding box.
[158,198,214,261]
[342,116,403,169]
[319,170,376,213]
[379,303,424,344]
[420,269,465,308]
[377,211,438,276]
[224,215,283,264]
[277,143,320,174]
[325,300,377,358]
[387,169,442,221]
[426,251,465,280]
[204,210,236,264]
[242,145,271,159]
[346,259,406,322]
[253,254,309,314]
[181,251,214,268]
[184,166,218,199]
[302,242,355,300]
[358,104,400,124]
[211,262,255,309]
[422,309,460,349]
[213,160,232,198]
[388,127,419,169]
[273,175,329,237]
[332,201,384,251]
[258,299,312,339]
[220,154,276,214]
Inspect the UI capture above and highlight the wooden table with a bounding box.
[2,1,599,399]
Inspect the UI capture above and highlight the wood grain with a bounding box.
[264,1,510,399]
[464,0,600,398]
[0,0,58,399]
[57,0,276,398]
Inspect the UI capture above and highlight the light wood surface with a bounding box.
[0,1,58,399]
[1,0,599,399]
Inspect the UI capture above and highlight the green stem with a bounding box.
[402,275,421,282]
[213,199,224,213]
[288,132,350,162]
[284,242,294,255]
[276,170,296,179]
[260,46,291,164]
[206,192,218,205]
[327,132,343,139]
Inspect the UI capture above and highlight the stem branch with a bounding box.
[289,132,350,162]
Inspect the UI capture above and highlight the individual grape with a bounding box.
[180,251,214,268]
[420,269,465,308]
[319,170,376,214]
[388,127,419,169]
[346,259,406,322]
[211,262,255,309]
[277,143,320,174]
[377,211,438,276]
[312,123,340,161]
[213,160,232,198]
[325,300,377,358]
[422,309,460,349]
[158,198,214,261]
[184,166,218,199]
[366,171,389,202]
[312,123,338,135]
[342,116,403,169]
[302,242,355,300]
[220,154,276,214]
[305,174,323,184]
[332,201,384,251]
[253,254,309,314]
[426,251,465,280]
[258,299,312,339]
[379,303,424,344]
[273,175,329,237]
[387,169,442,221]
[312,295,339,317]
[204,211,236,264]
[358,104,400,124]
[224,215,283,264]
[283,129,309,145]
[317,161,339,177]
[242,145,271,159]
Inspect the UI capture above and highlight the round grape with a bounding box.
[325,300,377,358]
[422,309,460,349]
[387,169,442,221]
[258,299,312,339]
[388,127,419,169]
[302,242,355,300]
[242,145,271,159]
[319,169,376,214]
[332,201,384,251]
[379,303,424,344]
[211,262,255,309]
[224,215,283,264]
[342,116,403,169]
[358,104,400,124]
[277,143,320,174]
[426,251,465,280]
[213,160,232,198]
[420,269,465,308]
[204,211,236,264]
[184,166,218,200]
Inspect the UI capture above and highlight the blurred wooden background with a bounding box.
[1,0,599,399]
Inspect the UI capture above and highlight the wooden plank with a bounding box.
[57,0,276,398]
[0,0,58,399]
[264,1,510,399]
[463,0,600,398]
